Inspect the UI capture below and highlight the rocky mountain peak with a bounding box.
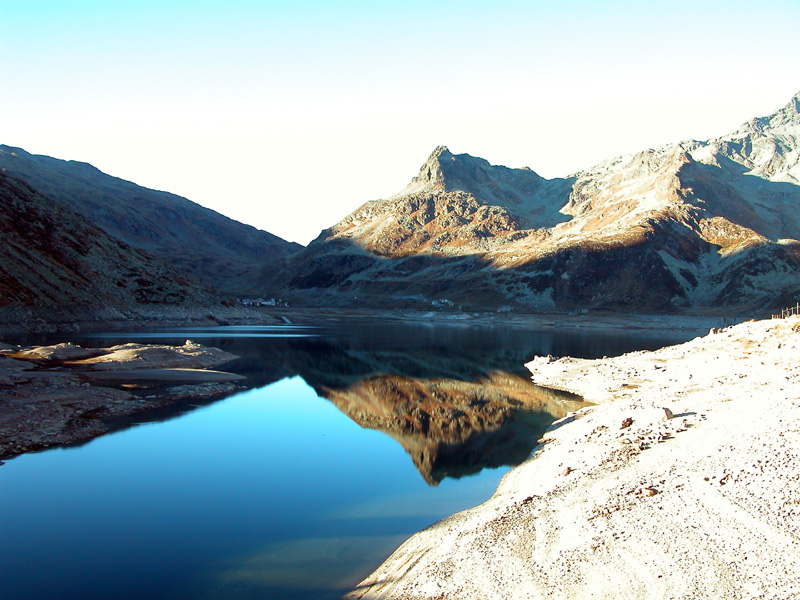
[403,145,513,195]
[782,91,800,127]
[687,90,800,185]
[764,89,800,128]
[398,145,544,207]
[406,145,454,191]
[787,89,800,113]
[728,90,800,138]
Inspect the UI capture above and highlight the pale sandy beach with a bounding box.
[348,316,800,599]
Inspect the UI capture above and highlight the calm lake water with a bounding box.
[0,321,694,600]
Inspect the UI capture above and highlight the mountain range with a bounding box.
[256,90,800,312]
[2,90,799,320]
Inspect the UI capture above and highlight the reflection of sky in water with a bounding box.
[0,377,511,600]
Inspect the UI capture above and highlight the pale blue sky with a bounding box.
[3,0,799,244]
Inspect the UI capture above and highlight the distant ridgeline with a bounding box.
[248,90,800,314]
[3,89,800,317]
[0,145,301,295]
[0,171,212,315]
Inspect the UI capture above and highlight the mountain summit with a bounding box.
[403,145,453,192]
[402,145,545,205]
[310,146,566,258]
[257,88,800,313]
[701,89,800,185]
[736,89,800,137]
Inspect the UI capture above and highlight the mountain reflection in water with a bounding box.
[321,371,583,485]
[92,321,673,486]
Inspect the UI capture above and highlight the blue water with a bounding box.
[0,321,693,599]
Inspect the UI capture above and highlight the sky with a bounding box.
[2,0,800,245]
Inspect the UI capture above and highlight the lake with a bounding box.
[0,320,694,600]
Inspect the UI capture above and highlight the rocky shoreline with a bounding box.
[0,340,243,460]
[347,317,800,599]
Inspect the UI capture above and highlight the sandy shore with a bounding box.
[0,340,242,459]
[347,317,800,599]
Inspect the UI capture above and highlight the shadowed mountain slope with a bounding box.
[0,146,301,292]
[253,90,800,313]
[0,173,212,310]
